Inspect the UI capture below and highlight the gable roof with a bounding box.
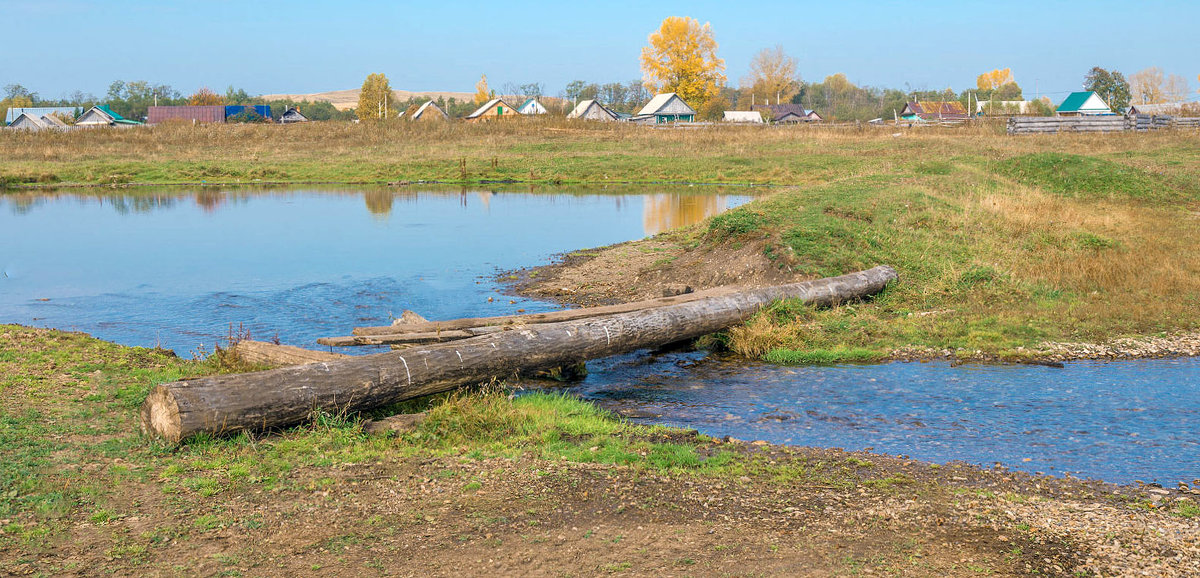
[465,98,518,119]
[902,101,969,118]
[280,107,309,122]
[1057,91,1110,113]
[637,93,696,116]
[518,98,547,114]
[5,106,79,125]
[567,99,617,120]
[7,112,50,130]
[412,100,448,120]
[752,104,821,121]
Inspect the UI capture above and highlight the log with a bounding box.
[318,329,477,347]
[350,287,738,336]
[140,266,898,442]
[231,340,348,366]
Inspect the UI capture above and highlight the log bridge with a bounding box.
[141,265,898,442]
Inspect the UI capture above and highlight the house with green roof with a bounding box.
[76,104,143,127]
[1056,91,1112,116]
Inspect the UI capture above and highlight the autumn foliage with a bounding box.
[187,87,223,106]
[976,69,1014,92]
[640,16,726,108]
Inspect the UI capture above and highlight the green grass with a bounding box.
[993,152,1199,203]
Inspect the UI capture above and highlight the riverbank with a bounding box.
[2,324,1198,576]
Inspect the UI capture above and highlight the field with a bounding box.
[3,121,1199,362]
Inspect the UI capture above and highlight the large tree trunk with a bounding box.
[141,266,897,443]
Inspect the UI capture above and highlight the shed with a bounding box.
[75,105,141,127]
[1056,92,1111,116]
[5,112,68,131]
[752,104,822,123]
[722,111,763,123]
[632,93,696,124]
[465,98,519,122]
[147,105,226,124]
[975,100,1032,115]
[899,101,970,121]
[518,98,548,115]
[567,99,618,121]
[279,107,309,124]
[5,106,79,125]
[410,100,448,122]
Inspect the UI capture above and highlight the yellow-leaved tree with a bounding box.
[640,16,726,108]
[742,45,800,104]
[976,68,1014,92]
[356,73,394,120]
[474,74,493,106]
[187,87,223,106]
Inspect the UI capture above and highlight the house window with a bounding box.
[497,106,503,115]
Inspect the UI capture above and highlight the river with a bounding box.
[2,186,1196,486]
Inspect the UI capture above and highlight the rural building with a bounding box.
[409,100,448,122]
[279,107,309,123]
[975,100,1032,115]
[630,93,696,124]
[75,105,142,127]
[465,98,519,122]
[224,105,272,120]
[1126,102,1184,116]
[752,104,822,123]
[722,111,763,123]
[1056,92,1111,116]
[5,111,69,131]
[5,106,79,126]
[518,98,548,115]
[899,101,970,121]
[567,99,618,121]
[147,105,226,124]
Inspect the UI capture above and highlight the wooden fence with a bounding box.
[1009,114,1200,135]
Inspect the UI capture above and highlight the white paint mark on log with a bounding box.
[398,356,412,386]
[455,350,464,368]
[604,326,612,346]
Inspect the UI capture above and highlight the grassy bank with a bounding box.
[3,325,1197,576]
[3,122,1199,361]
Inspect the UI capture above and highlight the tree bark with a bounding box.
[141,266,897,443]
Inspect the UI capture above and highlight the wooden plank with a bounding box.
[318,330,476,347]
[140,266,899,442]
[231,340,348,366]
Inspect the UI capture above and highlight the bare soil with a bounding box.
[509,237,798,308]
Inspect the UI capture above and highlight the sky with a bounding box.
[2,0,1198,102]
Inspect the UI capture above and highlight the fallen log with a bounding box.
[231,340,348,366]
[141,266,897,443]
[349,287,738,336]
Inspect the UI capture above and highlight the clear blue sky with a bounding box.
[2,0,1196,101]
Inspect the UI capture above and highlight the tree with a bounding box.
[104,80,180,120]
[976,68,1014,92]
[473,74,492,106]
[188,87,224,106]
[1129,67,1166,104]
[742,45,801,105]
[356,73,394,120]
[640,16,726,108]
[1163,73,1189,103]
[1083,67,1131,112]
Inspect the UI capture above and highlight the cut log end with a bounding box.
[141,385,183,443]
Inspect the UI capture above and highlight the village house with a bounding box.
[75,105,142,127]
[1056,91,1112,116]
[279,107,309,123]
[517,98,548,115]
[465,98,519,122]
[721,111,763,123]
[567,99,618,121]
[5,111,69,131]
[5,106,79,126]
[630,93,696,124]
[408,100,448,122]
[899,101,971,121]
[752,104,822,123]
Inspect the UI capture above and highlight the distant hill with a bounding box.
[259,88,476,111]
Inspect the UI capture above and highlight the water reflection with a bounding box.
[4,185,747,235]
[0,185,750,354]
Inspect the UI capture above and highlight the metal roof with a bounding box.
[5,106,79,125]
[465,98,517,119]
[1057,92,1109,113]
[636,93,695,116]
